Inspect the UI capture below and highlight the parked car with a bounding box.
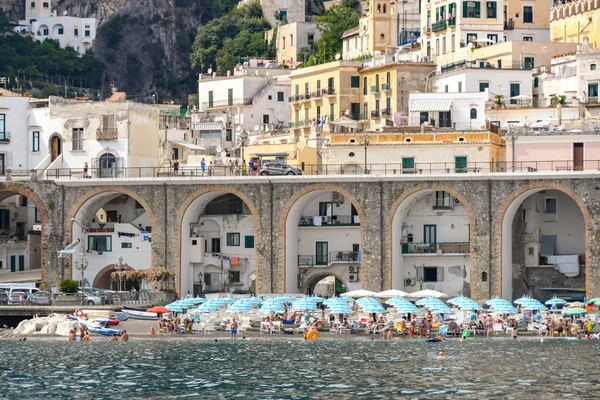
[31,291,52,306]
[259,162,302,176]
[0,290,8,305]
[6,288,39,305]
[80,291,103,305]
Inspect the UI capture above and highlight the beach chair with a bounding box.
[493,323,504,335]
[204,321,215,334]
[271,321,282,334]
[260,322,271,334]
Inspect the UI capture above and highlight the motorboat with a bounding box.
[128,310,158,320]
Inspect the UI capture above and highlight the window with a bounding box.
[74,28,79,36]
[363,77,367,95]
[268,95,272,100]
[227,233,241,246]
[487,34,498,43]
[225,129,232,142]
[277,91,284,102]
[451,33,455,51]
[523,6,533,23]
[445,85,449,93]
[43,1,48,7]
[244,235,254,248]
[591,64,597,71]
[58,27,64,35]
[227,88,233,106]
[279,10,287,20]
[32,131,40,152]
[486,1,497,18]
[290,34,293,46]
[420,111,428,124]
[208,91,213,108]
[304,82,309,95]
[319,202,333,217]
[434,191,451,208]
[463,1,481,18]
[34,207,40,223]
[524,57,534,69]
[72,128,83,150]
[263,114,269,124]
[0,210,8,229]
[588,83,598,99]
[435,39,439,55]
[30,1,35,7]
[497,59,502,68]
[458,81,462,92]
[350,76,360,88]
[479,82,489,92]
[442,36,446,53]
[121,243,132,249]
[308,34,314,45]
[229,271,241,284]
[455,156,467,173]
[509,83,520,104]
[423,267,441,282]
[470,108,477,119]
[544,198,557,214]
[84,28,90,37]
[401,157,415,173]
[523,36,533,41]
[204,273,212,286]
[88,235,112,252]
[315,241,328,265]
[329,103,334,119]
[0,114,5,140]
[466,33,477,43]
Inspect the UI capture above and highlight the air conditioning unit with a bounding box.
[349,265,358,273]
[349,273,359,282]
[332,192,344,204]
[404,278,415,286]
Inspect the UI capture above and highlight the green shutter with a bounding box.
[10,256,16,272]
[475,2,480,17]
[351,76,360,88]
[245,235,255,248]
[208,91,213,107]
[455,156,467,173]
[402,157,415,169]
[463,2,467,17]
[435,7,439,21]
[18,255,25,271]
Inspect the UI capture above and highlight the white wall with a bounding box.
[432,68,533,98]
[0,96,30,172]
[31,16,96,54]
[408,91,488,130]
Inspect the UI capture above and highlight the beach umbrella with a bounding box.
[213,297,236,304]
[587,298,600,306]
[193,302,223,313]
[293,298,319,311]
[385,296,413,306]
[239,297,263,304]
[226,302,254,313]
[430,305,454,314]
[513,296,533,305]
[455,301,484,311]
[545,296,567,306]
[567,301,585,308]
[416,296,445,306]
[323,297,349,306]
[393,304,420,314]
[342,289,377,298]
[327,303,353,314]
[447,296,467,305]
[485,297,510,305]
[563,307,586,316]
[260,302,285,312]
[146,306,171,314]
[307,295,326,302]
[265,296,297,303]
[407,289,448,299]
[376,289,409,298]
[355,296,381,306]
[182,297,206,305]
[359,303,386,313]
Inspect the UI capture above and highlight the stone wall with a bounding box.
[4,174,600,301]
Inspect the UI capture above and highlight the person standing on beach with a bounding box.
[485,314,493,336]
[82,331,90,341]
[109,335,118,342]
[231,317,238,339]
[68,329,76,342]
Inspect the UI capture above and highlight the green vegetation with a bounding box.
[190,1,273,75]
[0,11,103,89]
[59,279,79,294]
[313,5,359,64]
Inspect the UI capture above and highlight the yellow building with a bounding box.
[244,134,317,170]
[288,60,435,135]
[468,40,578,70]
[550,0,600,44]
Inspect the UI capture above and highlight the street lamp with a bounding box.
[236,129,249,174]
[418,276,424,290]
[74,252,88,288]
[358,133,371,174]
[115,256,125,291]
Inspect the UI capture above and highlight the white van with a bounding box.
[6,287,39,305]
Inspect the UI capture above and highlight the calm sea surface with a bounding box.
[1,337,598,399]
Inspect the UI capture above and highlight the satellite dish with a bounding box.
[253,125,260,132]
[220,150,227,158]
[235,126,241,132]
[416,37,422,44]
[216,146,222,153]
[467,43,473,49]
[335,53,341,60]
[207,68,213,74]
[249,273,256,282]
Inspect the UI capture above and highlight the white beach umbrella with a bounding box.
[376,289,409,298]
[407,289,449,299]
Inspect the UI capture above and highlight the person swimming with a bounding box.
[437,351,446,360]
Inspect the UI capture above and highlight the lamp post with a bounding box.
[418,276,424,290]
[237,130,249,175]
[116,256,125,292]
[358,133,371,174]
[74,252,88,288]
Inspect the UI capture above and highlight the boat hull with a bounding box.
[128,310,158,320]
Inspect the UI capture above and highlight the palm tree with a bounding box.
[494,94,506,108]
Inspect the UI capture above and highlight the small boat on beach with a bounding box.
[123,305,148,312]
[128,310,158,320]
[88,326,121,336]
[114,312,129,321]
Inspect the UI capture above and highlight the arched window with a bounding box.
[375,74,379,88]
[383,4,387,13]
[377,4,381,13]
[99,153,117,178]
[386,71,390,84]
[470,108,477,119]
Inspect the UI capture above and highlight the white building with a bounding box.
[197,62,291,140]
[266,21,321,66]
[408,91,490,130]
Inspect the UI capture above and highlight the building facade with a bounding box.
[266,22,321,66]
[550,0,600,44]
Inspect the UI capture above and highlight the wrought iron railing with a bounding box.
[402,242,470,254]
[298,215,359,226]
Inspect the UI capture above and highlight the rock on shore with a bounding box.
[12,314,77,337]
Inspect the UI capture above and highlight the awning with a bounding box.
[409,99,453,112]
[0,269,41,283]
[191,123,223,131]
[168,140,207,151]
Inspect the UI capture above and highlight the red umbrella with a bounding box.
[146,306,171,314]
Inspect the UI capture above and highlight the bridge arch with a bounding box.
[279,184,366,293]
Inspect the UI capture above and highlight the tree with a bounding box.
[59,279,79,293]
[314,5,359,63]
[494,95,506,108]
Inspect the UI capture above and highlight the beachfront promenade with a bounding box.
[1,169,600,301]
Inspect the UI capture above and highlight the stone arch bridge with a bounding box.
[3,172,599,301]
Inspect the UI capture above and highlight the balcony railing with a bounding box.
[381,83,390,91]
[587,96,599,105]
[350,113,367,121]
[381,108,391,117]
[448,16,456,26]
[371,110,380,118]
[298,251,360,266]
[432,20,447,31]
[292,120,306,128]
[440,59,534,74]
[97,128,118,140]
[201,98,252,109]
[299,215,359,226]
[370,85,379,93]
[504,20,514,30]
[324,87,335,96]
[402,242,470,255]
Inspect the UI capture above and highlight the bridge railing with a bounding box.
[2,160,600,181]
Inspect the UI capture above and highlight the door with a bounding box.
[16,223,25,241]
[50,136,61,161]
[18,255,25,271]
[10,255,16,272]
[573,143,584,171]
[99,153,116,178]
[350,103,361,120]
[424,225,437,244]
[106,211,118,222]
[316,241,328,265]
[455,156,467,173]
[211,238,221,254]
[319,202,333,224]
[439,111,452,127]
[510,83,520,104]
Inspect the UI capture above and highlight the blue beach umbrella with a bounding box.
[394,303,420,314]
[260,302,285,312]
[293,298,319,311]
[328,303,353,314]
[359,303,386,314]
[323,297,348,306]
[513,296,533,305]
[490,305,518,314]
[545,296,567,306]
[385,296,413,307]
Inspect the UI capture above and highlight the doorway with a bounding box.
[50,136,62,161]
[573,143,583,171]
[99,153,116,178]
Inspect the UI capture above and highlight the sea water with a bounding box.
[0,337,598,399]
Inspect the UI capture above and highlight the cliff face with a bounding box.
[53,0,212,102]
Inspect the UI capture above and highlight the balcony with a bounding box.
[303,92,311,101]
[401,242,470,255]
[299,215,360,226]
[350,113,367,121]
[324,87,336,96]
[587,96,599,106]
[370,110,380,118]
[292,120,306,128]
[432,20,447,32]
[381,108,391,117]
[370,85,379,93]
[381,83,390,91]
[97,128,118,140]
[298,251,360,267]
[504,20,514,30]
[201,98,252,109]
[448,16,456,26]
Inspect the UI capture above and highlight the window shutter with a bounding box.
[438,267,445,281]
[417,265,423,282]
[475,2,480,17]
[463,2,467,17]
